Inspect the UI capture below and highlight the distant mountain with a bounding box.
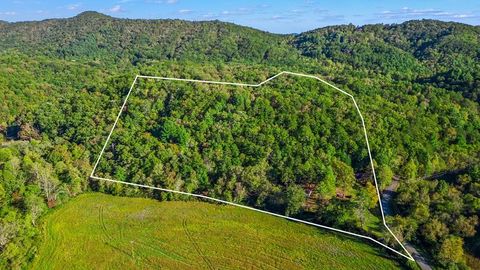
[0,11,298,64]
[0,12,478,100]
[292,20,480,100]
[293,20,480,69]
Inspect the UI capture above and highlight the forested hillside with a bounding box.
[0,11,298,65]
[0,12,479,269]
[1,12,478,101]
[293,20,480,101]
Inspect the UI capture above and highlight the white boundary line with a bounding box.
[90,71,415,261]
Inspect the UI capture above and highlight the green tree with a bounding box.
[437,236,465,267]
[332,159,355,194]
[157,119,190,146]
[452,215,478,237]
[285,185,306,216]
[403,159,417,181]
[378,164,393,189]
[317,166,336,200]
[411,203,430,224]
[421,218,449,244]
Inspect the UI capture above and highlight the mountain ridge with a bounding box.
[0,11,478,100]
[1,11,479,32]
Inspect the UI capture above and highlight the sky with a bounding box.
[0,0,479,33]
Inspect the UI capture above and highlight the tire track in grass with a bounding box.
[215,234,288,269]
[207,252,282,270]
[182,229,283,270]
[226,232,302,269]
[216,222,301,269]
[99,206,112,241]
[187,209,296,269]
[138,231,192,257]
[98,205,157,268]
[121,206,192,266]
[36,212,60,268]
[134,237,192,267]
[182,218,214,270]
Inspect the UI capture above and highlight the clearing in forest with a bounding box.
[31,193,402,269]
[90,71,413,261]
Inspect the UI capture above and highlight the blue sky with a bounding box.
[0,0,479,33]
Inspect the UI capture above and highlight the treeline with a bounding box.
[0,140,91,268]
[0,53,129,269]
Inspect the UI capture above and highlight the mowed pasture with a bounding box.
[31,193,402,269]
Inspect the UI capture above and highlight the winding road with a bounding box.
[382,180,432,270]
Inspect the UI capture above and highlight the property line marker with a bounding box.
[90,71,415,261]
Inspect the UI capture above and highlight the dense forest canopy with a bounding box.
[0,12,479,269]
[96,76,383,230]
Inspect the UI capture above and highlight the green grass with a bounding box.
[31,193,403,270]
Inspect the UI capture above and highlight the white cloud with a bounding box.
[0,11,16,16]
[270,15,287,21]
[218,8,251,17]
[202,8,252,20]
[109,5,123,13]
[145,0,178,4]
[202,12,217,19]
[178,9,192,14]
[378,7,478,20]
[200,4,281,21]
[452,14,475,19]
[67,4,81,10]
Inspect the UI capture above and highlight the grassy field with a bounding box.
[31,193,403,269]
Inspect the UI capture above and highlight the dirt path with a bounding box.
[382,180,432,270]
[182,219,214,270]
